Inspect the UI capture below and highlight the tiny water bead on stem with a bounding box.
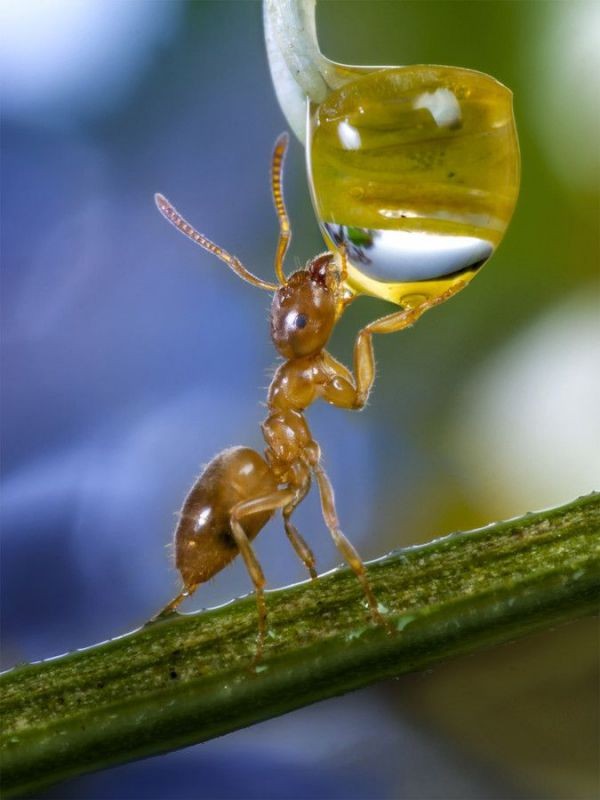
[308,65,520,308]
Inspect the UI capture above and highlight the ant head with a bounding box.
[270,253,340,359]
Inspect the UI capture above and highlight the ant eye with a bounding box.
[295,313,308,329]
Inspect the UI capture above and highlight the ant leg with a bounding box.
[319,281,469,413]
[314,464,389,629]
[230,488,296,659]
[282,463,317,579]
[352,281,468,406]
[283,514,317,580]
[151,585,198,621]
[270,133,291,284]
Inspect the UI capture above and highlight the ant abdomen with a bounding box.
[175,446,278,589]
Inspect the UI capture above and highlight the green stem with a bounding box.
[1,493,599,797]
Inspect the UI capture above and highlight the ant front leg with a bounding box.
[318,284,467,413]
[230,488,296,661]
[352,281,469,406]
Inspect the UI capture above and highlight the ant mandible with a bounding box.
[154,133,464,657]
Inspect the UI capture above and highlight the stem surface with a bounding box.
[1,493,599,797]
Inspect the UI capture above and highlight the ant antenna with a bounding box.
[271,133,291,284]
[155,193,278,292]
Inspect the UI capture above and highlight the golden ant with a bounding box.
[154,133,464,657]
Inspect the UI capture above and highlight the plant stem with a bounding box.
[264,0,330,142]
[1,493,599,797]
[264,0,372,142]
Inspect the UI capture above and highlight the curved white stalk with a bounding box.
[263,0,357,143]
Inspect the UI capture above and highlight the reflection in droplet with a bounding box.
[324,223,493,282]
[308,65,520,306]
[338,120,361,150]
[413,88,461,129]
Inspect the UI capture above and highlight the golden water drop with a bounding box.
[308,65,520,306]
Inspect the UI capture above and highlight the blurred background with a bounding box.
[1,1,598,798]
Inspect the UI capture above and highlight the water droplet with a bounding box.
[308,65,520,306]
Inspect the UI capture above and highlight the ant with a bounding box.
[154,133,464,657]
